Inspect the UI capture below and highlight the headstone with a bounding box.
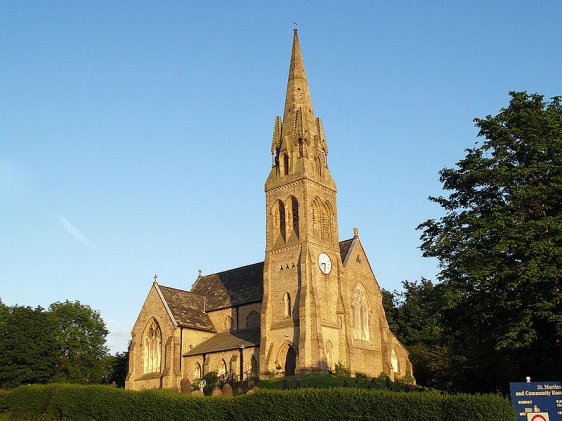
[236,386,244,395]
[222,383,233,397]
[180,378,192,394]
[248,379,256,389]
[191,390,204,397]
[211,385,223,396]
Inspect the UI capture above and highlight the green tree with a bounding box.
[383,280,452,389]
[418,92,562,392]
[49,300,109,384]
[0,305,59,388]
[103,350,129,388]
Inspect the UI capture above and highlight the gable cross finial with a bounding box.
[198,269,202,278]
[153,274,158,284]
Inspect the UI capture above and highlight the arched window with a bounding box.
[218,359,227,377]
[230,354,238,377]
[194,362,202,380]
[353,285,369,341]
[324,201,334,242]
[312,199,321,237]
[250,355,258,377]
[283,153,289,175]
[291,197,299,236]
[279,201,286,240]
[143,319,162,373]
[224,316,233,331]
[246,310,260,328]
[283,292,291,318]
[315,155,322,176]
[391,349,399,373]
[321,205,328,240]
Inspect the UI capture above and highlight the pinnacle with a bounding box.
[283,29,315,133]
[288,29,307,83]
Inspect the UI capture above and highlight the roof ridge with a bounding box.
[159,285,207,305]
[339,238,354,244]
[199,261,264,279]
[158,284,190,294]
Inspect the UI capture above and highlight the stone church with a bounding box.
[125,30,413,390]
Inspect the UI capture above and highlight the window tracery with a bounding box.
[353,285,369,341]
[143,319,162,374]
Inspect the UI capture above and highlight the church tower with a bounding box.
[260,29,344,376]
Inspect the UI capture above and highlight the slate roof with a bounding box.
[190,262,264,312]
[157,285,215,332]
[339,238,354,264]
[184,327,260,356]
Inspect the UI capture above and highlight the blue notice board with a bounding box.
[510,381,562,420]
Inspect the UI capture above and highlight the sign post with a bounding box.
[509,381,562,421]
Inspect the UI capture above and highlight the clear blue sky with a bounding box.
[1,1,560,353]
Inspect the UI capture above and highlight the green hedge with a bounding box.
[2,384,516,420]
[0,390,8,412]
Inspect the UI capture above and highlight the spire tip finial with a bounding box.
[293,21,298,32]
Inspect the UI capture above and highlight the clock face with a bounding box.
[318,252,332,274]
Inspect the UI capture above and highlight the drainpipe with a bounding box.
[179,328,183,374]
[239,345,245,381]
[202,353,206,377]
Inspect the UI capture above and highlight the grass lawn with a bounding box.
[0,413,10,421]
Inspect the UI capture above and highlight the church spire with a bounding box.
[267,29,334,188]
[283,29,315,129]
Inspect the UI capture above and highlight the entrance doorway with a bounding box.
[285,347,296,376]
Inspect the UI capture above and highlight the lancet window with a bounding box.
[279,201,286,240]
[290,196,299,236]
[246,310,260,328]
[353,285,369,341]
[391,349,399,373]
[283,292,291,318]
[143,319,162,374]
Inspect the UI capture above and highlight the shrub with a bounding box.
[334,362,350,377]
[202,371,218,395]
[1,383,516,420]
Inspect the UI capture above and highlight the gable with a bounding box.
[130,284,176,335]
[342,237,381,292]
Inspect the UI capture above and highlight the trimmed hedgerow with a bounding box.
[3,384,516,421]
[0,389,8,412]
